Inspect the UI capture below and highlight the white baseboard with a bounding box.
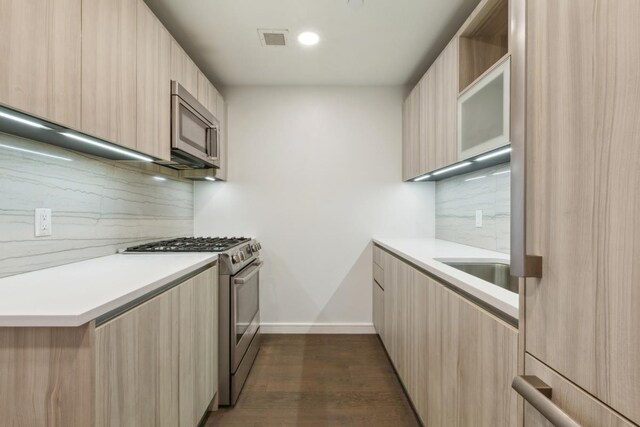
[260,322,376,334]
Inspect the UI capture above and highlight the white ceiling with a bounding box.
[145,0,481,87]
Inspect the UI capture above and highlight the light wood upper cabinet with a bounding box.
[171,39,199,97]
[523,0,640,424]
[95,286,180,427]
[401,85,421,180]
[81,0,137,150]
[435,38,458,168]
[405,37,458,180]
[0,0,81,128]
[212,94,228,181]
[136,0,171,160]
[197,71,218,117]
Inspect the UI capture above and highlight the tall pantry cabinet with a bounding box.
[513,0,640,425]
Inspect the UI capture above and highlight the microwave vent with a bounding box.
[258,29,288,46]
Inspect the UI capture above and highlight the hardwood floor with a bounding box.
[205,334,420,426]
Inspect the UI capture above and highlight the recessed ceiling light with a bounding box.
[204,176,217,182]
[298,31,320,46]
[153,176,166,181]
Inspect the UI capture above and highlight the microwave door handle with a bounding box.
[206,126,218,159]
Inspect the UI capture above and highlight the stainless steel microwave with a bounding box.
[164,81,220,169]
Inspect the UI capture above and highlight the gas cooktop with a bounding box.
[123,237,251,253]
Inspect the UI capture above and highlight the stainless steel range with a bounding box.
[122,236,263,406]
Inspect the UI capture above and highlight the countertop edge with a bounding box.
[0,254,218,328]
[372,238,518,321]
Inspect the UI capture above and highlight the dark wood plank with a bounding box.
[205,334,420,426]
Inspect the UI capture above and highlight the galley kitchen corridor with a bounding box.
[206,335,420,426]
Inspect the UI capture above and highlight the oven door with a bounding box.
[171,89,220,168]
[230,260,263,372]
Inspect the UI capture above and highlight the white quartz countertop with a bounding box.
[372,237,517,320]
[0,253,218,327]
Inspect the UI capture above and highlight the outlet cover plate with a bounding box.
[35,208,52,237]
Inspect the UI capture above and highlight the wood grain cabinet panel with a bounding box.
[170,39,199,97]
[402,85,421,181]
[212,94,228,181]
[414,38,458,177]
[524,0,640,423]
[523,355,634,427]
[136,0,171,160]
[0,0,81,128]
[436,38,459,168]
[372,280,384,339]
[95,286,180,427]
[81,0,137,150]
[179,266,218,426]
[196,71,218,117]
[0,324,94,426]
[419,69,436,173]
[376,250,518,426]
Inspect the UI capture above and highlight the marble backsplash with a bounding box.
[435,163,510,254]
[0,133,193,278]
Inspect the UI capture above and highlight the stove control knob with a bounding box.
[231,254,240,264]
[257,242,262,250]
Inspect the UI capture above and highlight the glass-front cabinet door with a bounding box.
[458,57,510,159]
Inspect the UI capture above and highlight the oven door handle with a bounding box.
[233,261,264,284]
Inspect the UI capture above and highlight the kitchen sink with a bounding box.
[438,261,518,293]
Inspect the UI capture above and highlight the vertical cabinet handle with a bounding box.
[510,0,543,278]
[512,376,582,427]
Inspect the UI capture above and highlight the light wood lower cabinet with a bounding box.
[374,245,518,426]
[95,285,180,427]
[178,266,218,426]
[0,0,82,129]
[523,355,634,427]
[0,264,218,427]
[96,265,218,427]
[372,280,384,340]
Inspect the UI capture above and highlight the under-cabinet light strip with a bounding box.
[0,111,52,130]
[432,162,472,176]
[475,147,512,162]
[0,143,72,161]
[59,132,153,162]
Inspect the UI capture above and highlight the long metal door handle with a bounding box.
[233,261,264,284]
[512,376,582,427]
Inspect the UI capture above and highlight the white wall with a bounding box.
[194,86,434,333]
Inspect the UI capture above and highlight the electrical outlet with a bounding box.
[35,208,52,237]
[475,210,483,228]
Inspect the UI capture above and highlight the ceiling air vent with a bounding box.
[258,29,289,46]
